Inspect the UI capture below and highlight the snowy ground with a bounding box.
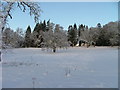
[2,47,118,88]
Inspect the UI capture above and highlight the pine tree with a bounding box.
[25,26,31,47]
[42,20,46,31]
[46,19,51,31]
[78,25,81,46]
[97,23,102,28]
[78,25,81,37]
[73,23,77,30]
[96,28,110,46]
[33,23,41,34]
[33,22,44,47]
[86,26,88,30]
[80,24,84,31]
[96,23,110,46]
[68,25,77,46]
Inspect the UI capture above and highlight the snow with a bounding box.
[2,47,118,88]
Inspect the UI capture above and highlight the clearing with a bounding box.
[2,47,118,88]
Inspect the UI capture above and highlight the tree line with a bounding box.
[1,1,119,53]
[2,20,69,52]
[2,20,119,52]
[68,22,119,47]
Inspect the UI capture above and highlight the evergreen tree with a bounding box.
[25,26,32,47]
[33,23,39,32]
[33,22,44,47]
[96,28,110,46]
[73,23,77,30]
[97,23,102,28]
[68,25,77,46]
[46,20,50,31]
[80,24,84,31]
[96,24,110,46]
[33,23,41,35]
[86,26,88,30]
[42,20,46,31]
[78,25,81,37]
[78,25,81,46]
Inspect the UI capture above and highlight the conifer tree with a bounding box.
[46,19,50,31]
[42,20,46,31]
[68,25,77,46]
[25,26,31,47]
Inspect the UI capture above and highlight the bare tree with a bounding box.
[2,28,24,48]
[43,24,69,53]
[0,0,42,49]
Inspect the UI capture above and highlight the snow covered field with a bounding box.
[2,47,118,88]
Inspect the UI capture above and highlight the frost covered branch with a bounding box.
[0,0,41,49]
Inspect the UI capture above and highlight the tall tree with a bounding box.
[25,26,31,47]
[33,22,44,47]
[46,19,50,31]
[33,23,40,34]
[95,23,110,46]
[42,20,46,31]
[68,25,77,46]
[78,25,81,46]
[73,23,77,30]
